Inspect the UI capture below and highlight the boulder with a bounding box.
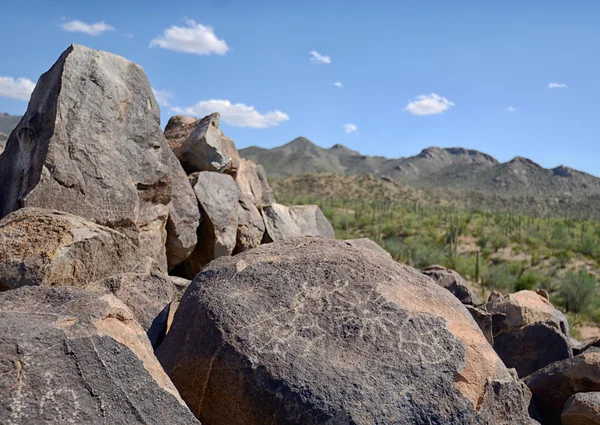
[157,237,536,425]
[178,171,239,278]
[167,275,191,332]
[0,44,194,269]
[0,286,199,425]
[165,113,240,176]
[235,158,275,207]
[344,238,393,260]
[486,290,571,377]
[235,195,266,253]
[0,131,7,154]
[573,337,600,356]
[88,272,174,347]
[0,208,174,346]
[562,392,600,425]
[262,203,335,242]
[466,305,494,345]
[165,152,201,269]
[524,351,600,423]
[422,265,481,305]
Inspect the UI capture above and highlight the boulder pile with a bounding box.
[0,43,593,425]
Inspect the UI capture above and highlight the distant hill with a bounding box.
[0,113,21,135]
[240,137,600,200]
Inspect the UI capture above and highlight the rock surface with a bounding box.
[344,238,393,260]
[0,286,199,425]
[562,392,600,425]
[165,113,240,176]
[524,351,600,422]
[0,131,7,154]
[88,272,174,347]
[422,265,481,305]
[167,276,192,332]
[0,208,157,291]
[466,305,494,345]
[487,290,571,377]
[158,237,536,425]
[235,158,275,207]
[179,171,239,278]
[235,195,266,252]
[0,44,191,268]
[262,203,335,242]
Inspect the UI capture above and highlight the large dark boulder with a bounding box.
[524,351,600,423]
[0,44,198,269]
[487,290,571,377]
[0,286,199,425]
[562,392,600,425]
[422,265,481,305]
[0,208,173,346]
[157,237,536,425]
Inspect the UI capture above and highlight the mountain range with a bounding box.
[240,137,600,199]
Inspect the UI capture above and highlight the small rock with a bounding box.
[422,265,481,305]
[235,195,266,253]
[262,203,335,242]
[466,305,494,345]
[235,158,275,207]
[562,392,600,425]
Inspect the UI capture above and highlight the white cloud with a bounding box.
[172,99,289,128]
[150,19,229,55]
[60,20,115,36]
[508,106,516,112]
[152,88,174,107]
[309,50,331,64]
[124,33,135,39]
[0,76,36,100]
[343,123,358,134]
[548,82,568,89]
[403,93,455,116]
[333,81,343,88]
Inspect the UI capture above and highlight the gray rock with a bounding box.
[0,286,199,425]
[235,195,265,253]
[0,44,190,269]
[165,152,201,269]
[88,272,174,347]
[0,208,174,346]
[167,276,192,333]
[157,237,536,425]
[573,337,600,356]
[525,351,600,423]
[0,132,7,154]
[562,392,600,425]
[344,238,393,260]
[165,113,240,176]
[235,158,275,207]
[178,172,239,278]
[466,305,494,345]
[422,265,481,305]
[487,290,571,377]
[262,203,335,242]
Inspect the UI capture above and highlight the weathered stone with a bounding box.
[525,351,600,423]
[165,113,240,176]
[422,265,481,305]
[167,275,192,333]
[487,290,571,377]
[165,152,201,269]
[235,158,275,207]
[0,286,199,425]
[262,203,335,242]
[157,237,536,425]
[344,238,393,260]
[562,392,600,425]
[235,195,265,253]
[0,208,157,291]
[0,132,7,154]
[0,45,194,268]
[466,305,494,345]
[178,172,238,278]
[89,272,174,347]
[573,337,600,356]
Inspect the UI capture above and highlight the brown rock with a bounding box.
[157,237,536,425]
[487,290,571,377]
[0,44,188,269]
[466,305,494,345]
[422,265,481,305]
[235,158,275,207]
[262,203,335,242]
[344,238,393,260]
[562,392,600,425]
[165,113,240,176]
[235,195,265,253]
[0,286,199,425]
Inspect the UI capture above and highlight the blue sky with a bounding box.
[1,0,599,175]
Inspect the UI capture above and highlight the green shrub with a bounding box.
[515,270,542,291]
[558,269,598,314]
